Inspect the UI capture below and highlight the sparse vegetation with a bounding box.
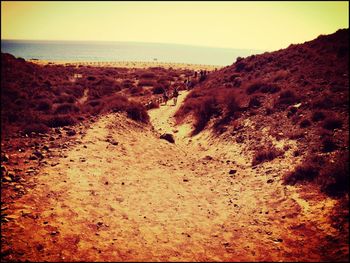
[252,146,283,166]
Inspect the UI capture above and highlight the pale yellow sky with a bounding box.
[1,1,348,50]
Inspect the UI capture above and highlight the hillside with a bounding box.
[176,28,349,197]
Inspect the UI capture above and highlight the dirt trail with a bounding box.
[1,91,347,261]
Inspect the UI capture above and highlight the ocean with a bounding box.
[1,40,263,66]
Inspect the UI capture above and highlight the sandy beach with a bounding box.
[28,59,223,71]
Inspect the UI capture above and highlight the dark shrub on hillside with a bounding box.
[230,73,240,81]
[88,100,101,107]
[140,72,156,79]
[246,82,280,95]
[104,95,128,113]
[213,93,240,130]
[138,80,156,87]
[23,123,49,135]
[312,97,335,109]
[54,95,76,104]
[36,99,52,112]
[323,118,343,130]
[311,111,326,122]
[193,97,220,135]
[126,103,149,123]
[130,86,143,95]
[283,164,319,185]
[54,103,80,114]
[248,96,262,108]
[322,137,338,152]
[336,46,348,58]
[87,76,96,81]
[252,146,283,166]
[46,115,77,128]
[246,82,261,94]
[276,90,298,107]
[152,86,165,94]
[121,79,134,89]
[235,62,246,72]
[299,119,311,128]
[318,152,349,197]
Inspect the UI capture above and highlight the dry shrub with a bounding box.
[311,111,326,122]
[283,164,319,185]
[46,115,77,128]
[246,81,280,95]
[299,119,311,128]
[36,99,52,112]
[152,85,165,94]
[23,123,49,135]
[121,79,134,89]
[248,96,262,108]
[103,95,129,113]
[252,146,284,166]
[102,94,149,123]
[126,102,149,123]
[130,86,143,95]
[138,79,156,87]
[312,97,335,109]
[283,151,349,197]
[321,137,338,152]
[323,118,343,130]
[317,152,349,197]
[275,90,298,108]
[54,103,80,114]
[193,96,221,135]
[140,72,156,79]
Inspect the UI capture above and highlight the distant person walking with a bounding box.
[162,89,169,105]
[172,87,179,106]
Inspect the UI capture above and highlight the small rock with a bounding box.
[273,238,283,243]
[160,133,175,144]
[229,169,237,175]
[203,155,213,161]
[183,178,189,182]
[267,179,274,184]
[1,153,9,162]
[14,185,24,190]
[29,155,38,160]
[1,165,8,176]
[42,145,50,151]
[49,136,55,141]
[50,231,59,236]
[33,150,44,159]
[110,140,118,146]
[66,130,76,136]
[2,176,12,182]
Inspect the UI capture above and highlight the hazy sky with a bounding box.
[1,1,348,51]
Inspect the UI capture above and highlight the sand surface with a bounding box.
[1,91,347,261]
[28,59,222,71]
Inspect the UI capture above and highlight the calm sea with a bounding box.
[1,40,263,66]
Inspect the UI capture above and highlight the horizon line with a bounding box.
[1,38,267,52]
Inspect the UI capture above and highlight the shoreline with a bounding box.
[28,59,225,71]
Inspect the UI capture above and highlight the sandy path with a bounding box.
[1,91,347,261]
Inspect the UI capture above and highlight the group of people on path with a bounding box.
[161,69,209,106]
[162,86,179,106]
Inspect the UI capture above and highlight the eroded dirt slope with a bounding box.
[1,91,348,261]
